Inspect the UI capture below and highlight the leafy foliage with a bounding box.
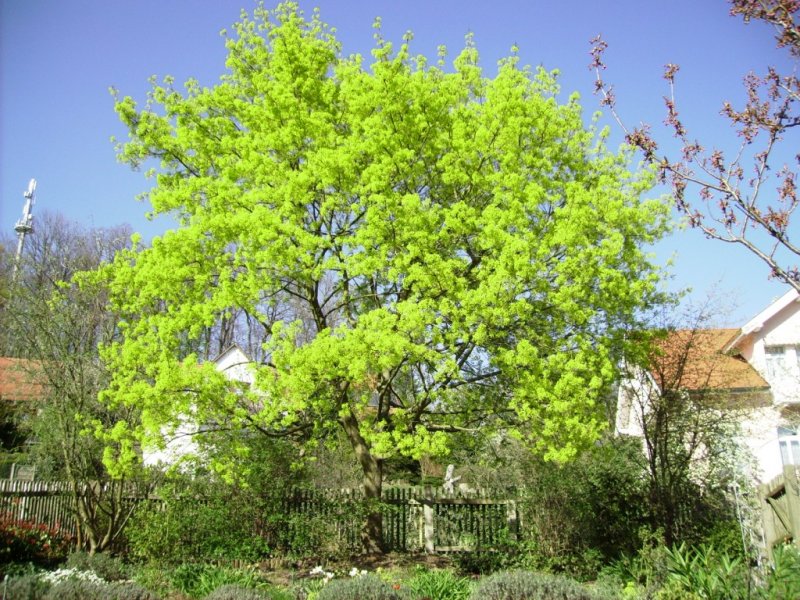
[0,512,74,566]
[406,568,472,600]
[100,0,668,551]
[762,544,800,600]
[65,550,129,582]
[164,563,265,600]
[661,543,749,599]
[454,435,648,576]
[126,477,271,563]
[0,213,148,554]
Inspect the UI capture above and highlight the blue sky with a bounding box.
[1,0,796,323]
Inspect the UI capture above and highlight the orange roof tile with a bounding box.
[0,358,46,401]
[650,328,769,392]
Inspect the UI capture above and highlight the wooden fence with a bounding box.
[759,465,800,559]
[0,480,518,555]
[0,480,78,535]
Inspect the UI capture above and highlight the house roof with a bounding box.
[651,328,769,392]
[723,288,800,353]
[0,358,46,401]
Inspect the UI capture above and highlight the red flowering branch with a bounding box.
[590,0,800,290]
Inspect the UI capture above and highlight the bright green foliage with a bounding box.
[407,568,472,600]
[164,563,264,599]
[764,544,800,600]
[99,2,667,483]
[126,478,272,563]
[661,543,746,599]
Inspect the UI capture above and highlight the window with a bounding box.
[778,425,800,466]
[766,346,786,379]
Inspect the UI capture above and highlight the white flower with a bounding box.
[310,565,334,581]
[40,568,104,585]
[349,567,368,577]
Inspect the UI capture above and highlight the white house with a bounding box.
[616,288,800,484]
[142,346,254,467]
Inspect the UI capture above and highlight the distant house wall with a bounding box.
[615,290,800,486]
[141,346,254,468]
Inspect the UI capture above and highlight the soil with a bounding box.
[260,552,455,587]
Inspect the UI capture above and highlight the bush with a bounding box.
[469,569,597,600]
[662,543,749,599]
[452,550,518,576]
[127,483,271,564]
[106,581,161,600]
[167,563,264,599]
[763,543,800,599]
[0,512,74,566]
[203,584,271,600]
[42,578,109,600]
[1,573,51,600]
[66,550,128,581]
[316,574,413,600]
[407,568,471,600]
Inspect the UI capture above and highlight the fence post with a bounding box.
[423,486,435,553]
[784,466,800,544]
[506,500,518,540]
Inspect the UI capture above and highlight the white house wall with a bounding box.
[747,301,800,406]
[142,346,255,467]
[738,405,785,482]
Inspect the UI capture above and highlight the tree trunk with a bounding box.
[340,408,385,554]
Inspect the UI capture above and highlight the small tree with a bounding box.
[618,300,756,547]
[99,2,669,553]
[591,0,800,290]
[1,214,149,554]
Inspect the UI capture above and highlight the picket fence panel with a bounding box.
[0,480,517,555]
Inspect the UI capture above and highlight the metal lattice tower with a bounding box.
[12,179,36,281]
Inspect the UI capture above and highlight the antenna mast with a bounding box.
[12,179,36,281]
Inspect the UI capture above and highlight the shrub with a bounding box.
[37,575,160,600]
[407,568,471,600]
[106,581,161,600]
[66,550,129,581]
[763,544,800,600]
[0,512,73,566]
[42,578,110,600]
[469,569,596,600]
[127,488,271,564]
[167,563,264,599]
[131,562,173,599]
[452,550,519,576]
[598,530,671,595]
[662,543,748,599]
[316,574,413,600]
[203,583,271,600]
[1,573,51,600]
